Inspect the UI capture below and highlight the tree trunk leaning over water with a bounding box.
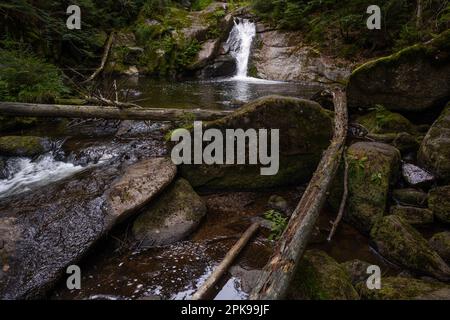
[250,89,348,300]
[0,102,232,121]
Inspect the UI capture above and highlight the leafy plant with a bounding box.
[370,172,383,185]
[263,210,288,241]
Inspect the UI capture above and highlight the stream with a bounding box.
[0,18,394,300]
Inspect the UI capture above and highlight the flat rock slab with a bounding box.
[0,158,176,299]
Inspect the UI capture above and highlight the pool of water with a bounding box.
[119,77,323,110]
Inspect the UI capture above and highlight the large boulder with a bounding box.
[132,178,206,247]
[347,30,450,112]
[356,109,415,135]
[429,232,450,264]
[0,158,176,299]
[389,205,433,225]
[287,250,359,300]
[340,142,401,233]
[370,215,450,281]
[392,188,428,207]
[0,136,52,157]
[250,29,351,83]
[178,96,334,190]
[357,277,450,300]
[428,185,450,223]
[418,103,450,181]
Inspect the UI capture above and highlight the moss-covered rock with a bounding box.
[0,136,51,157]
[0,116,38,133]
[132,178,206,247]
[341,142,401,233]
[356,109,415,135]
[418,103,450,181]
[287,250,359,300]
[370,215,450,281]
[429,232,450,264]
[428,185,450,224]
[357,277,450,300]
[389,205,433,225]
[341,259,372,286]
[392,188,428,207]
[178,96,334,190]
[347,30,450,112]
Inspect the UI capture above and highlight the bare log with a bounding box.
[327,153,349,241]
[82,32,115,83]
[192,222,260,300]
[250,89,348,300]
[0,102,231,121]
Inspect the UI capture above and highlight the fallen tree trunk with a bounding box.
[0,102,232,121]
[82,32,115,83]
[192,222,260,300]
[250,89,348,300]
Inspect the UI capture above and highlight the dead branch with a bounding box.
[192,222,260,300]
[82,32,115,84]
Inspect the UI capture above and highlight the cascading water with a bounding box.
[226,18,256,80]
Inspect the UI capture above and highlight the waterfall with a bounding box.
[226,18,256,79]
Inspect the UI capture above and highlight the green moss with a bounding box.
[371,215,450,280]
[428,186,450,223]
[287,250,359,300]
[357,277,449,300]
[0,136,49,157]
[356,108,415,134]
[0,116,38,133]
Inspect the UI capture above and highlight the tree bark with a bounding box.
[192,222,260,300]
[0,102,231,121]
[249,89,348,300]
[82,32,115,83]
[416,0,423,29]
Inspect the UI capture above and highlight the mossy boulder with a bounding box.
[132,178,206,247]
[356,109,414,135]
[392,188,428,207]
[339,142,401,233]
[389,205,433,225]
[357,277,450,300]
[287,250,359,300]
[178,96,334,190]
[418,103,450,181]
[0,136,51,157]
[0,116,38,133]
[429,232,450,264]
[341,259,372,286]
[428,185,450,223]
[347,30,450,112]
[370,215,450,281]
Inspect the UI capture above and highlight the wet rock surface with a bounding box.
[132,179,206,247]
[0,157,176,299]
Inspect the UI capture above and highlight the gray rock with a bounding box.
[429,232,450,264]
[132,179,206,247]
[389,205,433,225]
[402,163,435,187]
[0,158,177,299]
[189,39,221,70]
[250,29,351,83]
[197,55,236,78]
